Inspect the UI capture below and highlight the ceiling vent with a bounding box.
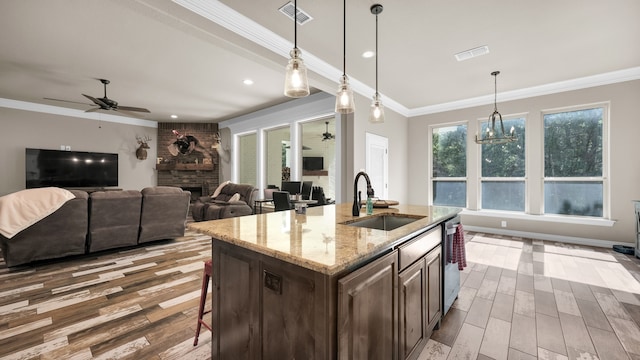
[279,2,313,25]
[454,45,490,61]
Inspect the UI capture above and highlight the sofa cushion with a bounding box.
[139,186,190,243]
[0,187,76,239]
[88,190,142,252]
[0,189,88,267]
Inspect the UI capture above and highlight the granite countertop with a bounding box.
[188,203,461,275]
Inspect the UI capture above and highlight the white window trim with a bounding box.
[477,113,529,213]
[428,121,468,207]
[540,102,610,218]
[461,208,615,227]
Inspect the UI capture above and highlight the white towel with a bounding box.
[0,187,75,239]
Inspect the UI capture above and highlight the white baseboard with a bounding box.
[464,225,627,249]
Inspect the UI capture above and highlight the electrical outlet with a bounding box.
[60,145,66,150]
[501,220,507,228]
[264,270,282,294]
[65,145,71,151]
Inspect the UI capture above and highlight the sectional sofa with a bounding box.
[0,186,190,267]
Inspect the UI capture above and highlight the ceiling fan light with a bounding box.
[284,48,310,98]
[369,93,385,123]
[335,75,355,114]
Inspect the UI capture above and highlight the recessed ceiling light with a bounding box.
[362,50,375,58]
[170,114,178,119]
[454,45,490,61]
[243,79,254,85]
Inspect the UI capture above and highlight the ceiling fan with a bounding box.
[322,121,335,141]
[45,78,150,116]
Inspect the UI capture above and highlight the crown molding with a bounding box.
[0,98,158,128]
[173,0,410,117]
[409,67,640,116]
[175,0,638,119]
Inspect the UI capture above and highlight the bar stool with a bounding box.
[194,259,213,346]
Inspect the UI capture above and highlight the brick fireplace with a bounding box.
[156,123,219,201]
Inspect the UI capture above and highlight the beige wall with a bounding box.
[349,93,409,205]
[0,107,157,196]
[408,80,640,244]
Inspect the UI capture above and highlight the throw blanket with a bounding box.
[0,187,75,239]
[452,223,467,270]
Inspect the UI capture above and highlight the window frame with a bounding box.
[428,121,468,207]
[477,114,528,213]
[540,102,610,218]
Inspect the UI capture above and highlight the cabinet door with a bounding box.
[338,251,398,360]
[214,244,260,359]
[426,246,442,331]
[398,258,427,360]
[261,261,328,360]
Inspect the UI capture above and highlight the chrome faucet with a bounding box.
[353,171,375,216]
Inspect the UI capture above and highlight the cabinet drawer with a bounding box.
[398,226,441,272]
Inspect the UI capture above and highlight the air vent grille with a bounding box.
[279,2,313,25]
[454,45,490,61]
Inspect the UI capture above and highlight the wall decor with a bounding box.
[135,135,151,160]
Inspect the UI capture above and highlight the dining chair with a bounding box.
[301,181,313,200]
[273,191,292,212]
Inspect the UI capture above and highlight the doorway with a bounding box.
[366,132,388,200]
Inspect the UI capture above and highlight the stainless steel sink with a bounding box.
[343,214,425,231]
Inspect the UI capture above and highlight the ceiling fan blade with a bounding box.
[44,97,92,106]
[117,105,150,113]
[115,109,146,118]
[82,94,109,108]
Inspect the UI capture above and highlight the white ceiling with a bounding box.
[0,0,638,123]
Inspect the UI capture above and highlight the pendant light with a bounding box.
[335,0,355,114]
[369,4,385,123]
[474,71,517,144]
[284,0,310,98]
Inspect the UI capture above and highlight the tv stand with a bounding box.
[65,188,123,194]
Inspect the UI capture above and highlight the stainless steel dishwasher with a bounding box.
[443,215,461,315]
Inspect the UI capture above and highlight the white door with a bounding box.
[366,132,388,200]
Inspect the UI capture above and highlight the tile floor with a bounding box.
[420,232,640,360]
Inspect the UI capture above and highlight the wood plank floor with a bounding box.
[1,229,640,359]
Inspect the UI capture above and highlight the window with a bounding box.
[431,124,467,207]
[265,126,290,187]
[543,106,605,217]
[480,117,526,211]
[238,133,257,186]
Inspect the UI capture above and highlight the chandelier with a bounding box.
[475,71,516,144]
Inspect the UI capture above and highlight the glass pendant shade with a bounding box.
[335,75,355,114]
[369,4,384,124]
[369,93,385,123]
[284,48,310,98]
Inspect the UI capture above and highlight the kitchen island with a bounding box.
[188,203,460,360]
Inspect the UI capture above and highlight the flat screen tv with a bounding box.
[302,156,324,171]
[26,148,118,189]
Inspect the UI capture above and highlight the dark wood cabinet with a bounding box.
[209,217,448,359]
[398,256,427,360]
[215,246,260,359]
[338,251,398,360]
[398,245,442,360]
[213,240,333,360]
[425,246,442,331]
